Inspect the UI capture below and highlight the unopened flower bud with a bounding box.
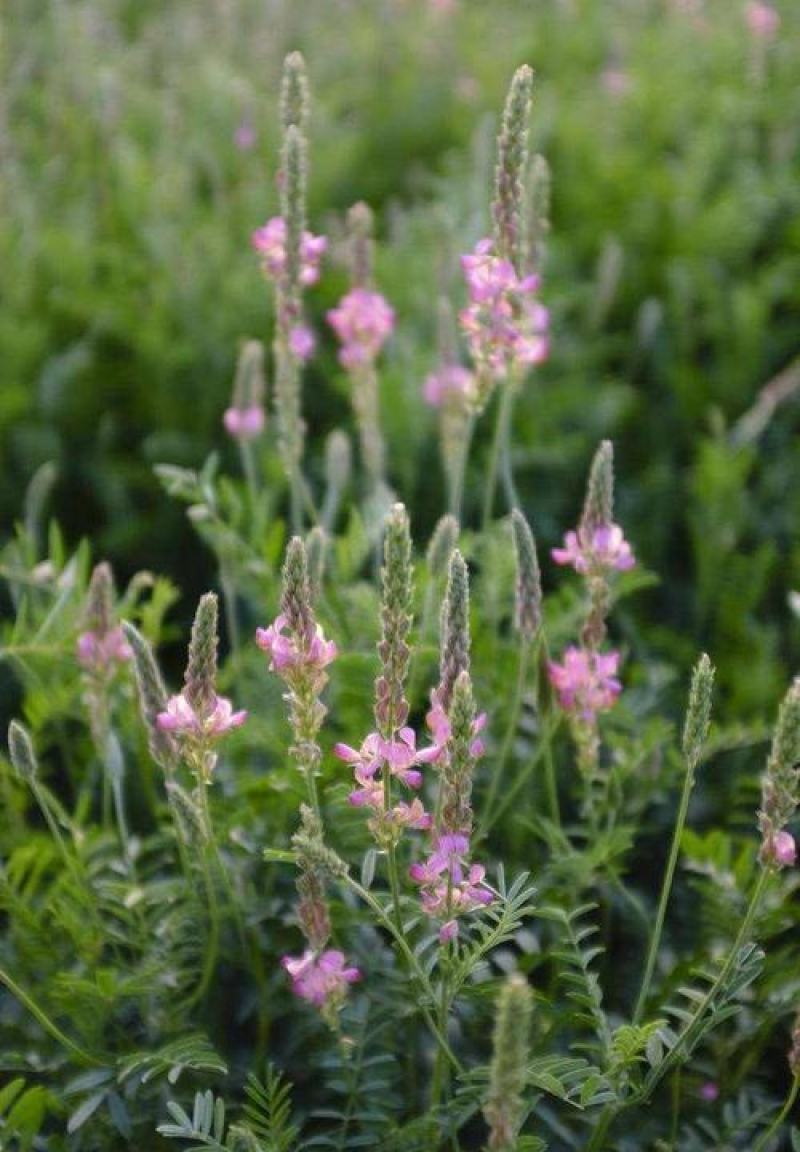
[8,720,38,782]
[347,201,374,289]
[511,508,542,641]
[580,440,615,536]
[682,653,715,769]
[280,51,309,134]
[184,593,219,720]
[123,622,178,771]
[439,549,471,709]
[375,504,413,734]
[483,973,534,1151]
[281,537,314,643]
[427,514,460,580]
[492,65,534,273]
[306,526,327,601]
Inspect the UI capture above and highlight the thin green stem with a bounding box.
[448,411,475,521]
[753,1075,800,1152]
[633,752,698,1024]
[482,386,513,530]
[0,967,104,1066]
[482,640,531,832]
[343,874,463,1075]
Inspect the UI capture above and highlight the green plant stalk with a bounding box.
[481,638,531,832]
[479,711,561,840]
[753,1074,800,1152]
[632,749,698,1024]
[482,384,514,529]
[343,874,463,1075]
[448,411,476,522]
[587,866,773,1150]
[0,967,104,1066]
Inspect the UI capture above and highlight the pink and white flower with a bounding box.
[425,688,486,758]
[745,1,780,40]
[282,948,361,1007]
[256,614,337,677]
[156,692,247,738]
[335,727,439,797]
[77,626,132,670]
[548,647,622,720]
[552,522,636,575]
[327,288,395,369]
[251,216,327,287]
[223,405,266,441]
[410,833,493,941]
[423,364,475,409]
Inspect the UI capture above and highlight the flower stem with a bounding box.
[482,385,514,529]
[0,967,104,1066]
[633,750,698,1024]
[481,639,531,832]
[753,1075,800,1152]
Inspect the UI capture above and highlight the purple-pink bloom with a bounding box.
[289,324,315,362]
[425,688,486,758]
[282,948,361,1008]
[552,522,636,575]
[76,626,132,670]
[327,288,395,369]
[223,405,266,441]
[234,119,257,152]
[423,364,475,409]
[335,727,439,798]
[156,692,247,738]
[410,832,493,929]
[459,238,549,384]
[699,1081,720,1103]
[256,614,337,678]
[251,216,327,287]
[745,1,780,39]
[548,647,622,720]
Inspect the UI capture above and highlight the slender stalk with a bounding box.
[478,712,561,840]
[633,749,697,1024]
[343,874,463,1075]
[753,1075,800,1152]
[482,386,514,529]
[482,640,531,832]
[448,412,475,521]
[0,967,104,1066]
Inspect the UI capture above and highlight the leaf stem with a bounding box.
[0,967,104,1066]
[753,1074,800,1152]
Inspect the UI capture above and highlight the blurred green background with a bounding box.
[2,0,799,713]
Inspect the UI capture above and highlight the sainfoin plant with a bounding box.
[2,53,800,1152]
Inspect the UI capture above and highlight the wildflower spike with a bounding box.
[184,593,219,719]
[439,549,471,709]
[123,621,178,770]
[8,720,38,783]
[511,508,542,640]
[483,974,534,1150]
[580,440,615,537]
[682,653,715,769]
[492,64,534,273]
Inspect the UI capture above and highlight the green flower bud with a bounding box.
[8,720,38,782]
[483,973,534,1151]
[510,509,542,641]
[439,549,470,709]
[280,51,309,134]
[375,503,413,734]
[347,201,374,289]
[184,593,219,719]
[580,440,615,535]
[123,621,178,771]
[427,514,460,580]
[682,653,715,769]
[492,64,534,273]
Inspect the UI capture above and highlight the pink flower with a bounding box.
[423,364,475,408]
[234,120,257,152]
[256,614,337,677]
[601,68,632,97]
[425,688,486,758]
[552,522,636,575]
[745,1,780,39]
[223,405,266,441]
[76,626,132,670]
[410,833,493,931]
[251,216,327,287]
[335,728,439,798]
[156,692,247,738]
[459,239,550,383]
[289,324,315,361]
[282,948,361,1008]
[699,1081,719,1102]
[327,289,395,369]
[548,647,622,720]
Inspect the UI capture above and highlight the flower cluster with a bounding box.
[327,288,395,369]
[425,688,486,757]
[157,693,247,739]
[77,626,132,671]
[281,949,360,1009]
[423,363,475,409]
[548,647,621,721]
[334,728,436,834]
[256,613,337,689]
[223,405,265,441]
[251,215,327,287]
[410,833,493,944]
[459,238,549,387]
[745,1,780,40]
[552,522,635,575]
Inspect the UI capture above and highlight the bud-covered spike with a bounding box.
[280,51,309,134]
[375,503,413,735]
[526,152,551,273]
[123,621,177,770]
[347,201,374,289]
[682,653,715,768]
[232,340,267,411]
[325,429,352,494]
[281,123,308,304]
[184,593,219,719]
[306,526,327,601]
[8,720,38,782]
[492,64,534,272]
[85,561,115,636]
[758,678,800,867]
[281,537,314,641]
[427,514,460,580]
[483,973,534,1151]
[441,670,477,836]
[440,549,470,709]
[580,439,615,535]
[511,508,542,641]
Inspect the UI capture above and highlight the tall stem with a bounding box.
[482,640,530,832]
[753,1075,800,1152]
[633,750,697,1024]
[482,386,514,529]
[0,967,103,1066]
